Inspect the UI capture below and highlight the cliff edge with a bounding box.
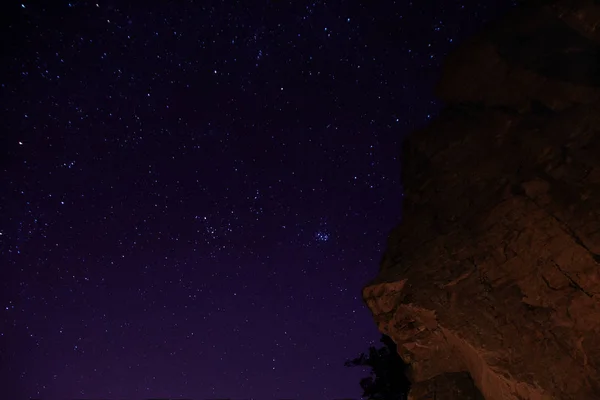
[363,1,600,399]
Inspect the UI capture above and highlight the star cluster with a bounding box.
[1,1,515,398]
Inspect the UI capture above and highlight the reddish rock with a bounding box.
[363,1,600,399]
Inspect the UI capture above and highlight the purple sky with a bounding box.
[1,1,515,398]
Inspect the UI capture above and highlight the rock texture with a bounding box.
[363,1,600,399]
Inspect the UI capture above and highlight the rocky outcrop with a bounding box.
[363,1,600,399]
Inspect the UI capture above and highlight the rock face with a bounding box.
[362,1,600,399]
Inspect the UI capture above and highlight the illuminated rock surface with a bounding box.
[363,1,600,398]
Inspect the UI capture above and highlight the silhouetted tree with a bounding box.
[345,334,411,400]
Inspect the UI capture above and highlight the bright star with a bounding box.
[315,231,330,242]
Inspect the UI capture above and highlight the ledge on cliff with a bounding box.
[363,1,600,399]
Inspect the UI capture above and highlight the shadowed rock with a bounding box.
[363,1,600,399]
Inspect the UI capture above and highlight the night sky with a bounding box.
[1,1,515,398]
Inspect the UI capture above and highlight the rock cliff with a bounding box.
[362,1,600,399]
